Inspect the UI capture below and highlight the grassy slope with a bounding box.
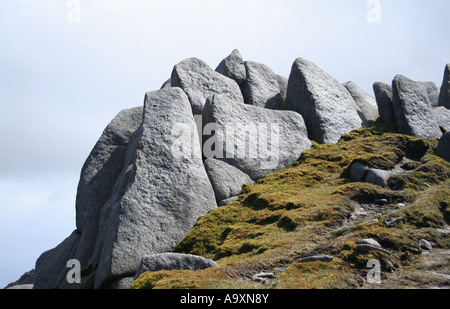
[131,121,450,289]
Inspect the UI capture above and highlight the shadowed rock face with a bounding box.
[134,253,218,280]
[34,231,81,289]
[373,82,395,127]
[285,57,362,144]
[437,132,450,162]
[439,64,450,109]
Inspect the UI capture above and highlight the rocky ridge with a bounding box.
[9,50,449,289]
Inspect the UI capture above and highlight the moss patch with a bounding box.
[402,181,450,228]
[130,268,261,290]
[274,259,356,289]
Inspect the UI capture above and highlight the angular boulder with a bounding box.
[432,106,450,133]
[93,88,217,288]
[436,132,450,162]
[215,49,246,85]
[439,64,450,109]
[218,196,239,206]
[299,255,334,263]
[421,81,440,107]
[171,57,244,115]
[203,94,311,180]
[242,61,284,110]
[134,253,218,280]
[392,74,441,139]
[350,162,370,182]
[285,58,362,144]
[349,162,395,188]
[343,81,379,126]
[204,158,254,204]
[74,107,143,266]
[365,169,393,188]
[373,82,396,126]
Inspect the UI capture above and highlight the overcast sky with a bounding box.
[1,0,449,288]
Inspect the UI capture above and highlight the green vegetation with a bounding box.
[77,261,98,289]
[132,120,450,289]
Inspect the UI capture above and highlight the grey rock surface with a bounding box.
[432,106,450,133]
[365,168,392,188]
[218,196,239,206]
[421,81,440,107]
[373,82,396,126]
[203,94,311,180]
[134,253,218,280]
[252,272,275,284]
[160,78,171,89]
[418,239,433,251]
[392,74,441,139]
[171,57,244,115]
[343,81,379,126]
[358,239,382,248]
[384,217,404,227]
[350,162,370,182]
[435,228,450,236]
[277,74,288,108]
[93,88,217,288]
[242,61,283,110]
[355,244,391,255]
[438,64,450,109]
[34,230,81,289]
[215,49,246,85]
[436,132,450,162]
[299,255,334,263]
[426,271,450,281]
[349,162,399,187]
[74,107,143,266]
[204,158,254,203]
[285,57,362,144]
